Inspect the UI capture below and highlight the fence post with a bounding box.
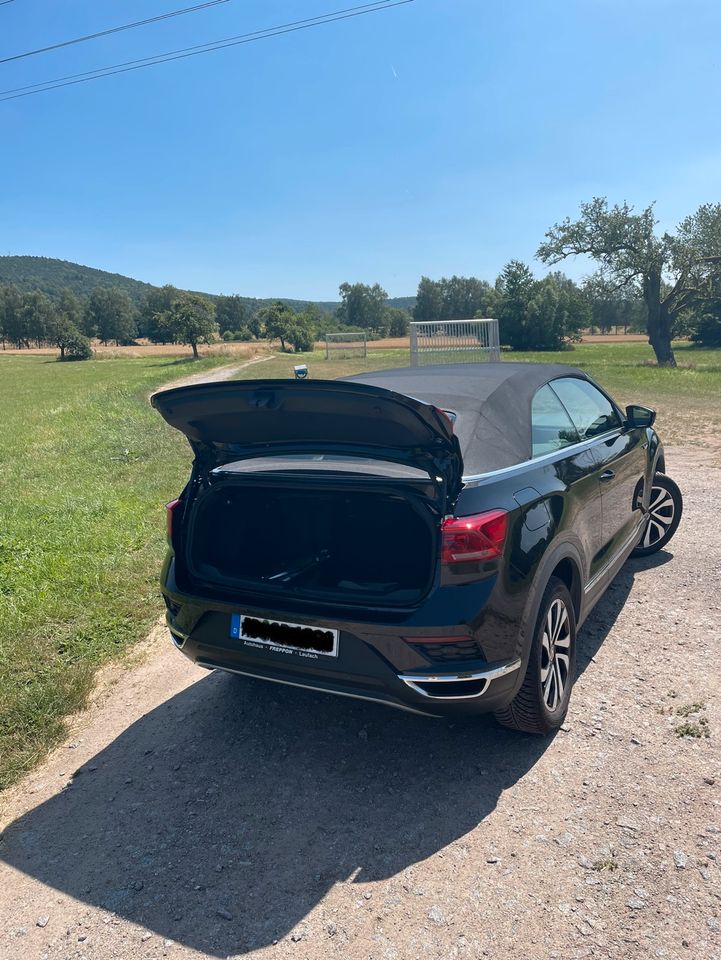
[409,323,419,367]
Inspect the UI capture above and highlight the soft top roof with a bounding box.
[344,362,590,475]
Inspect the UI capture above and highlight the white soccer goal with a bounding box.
[325,331,368,359]
[409,319,501,367]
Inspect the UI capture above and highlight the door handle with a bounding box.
[600,470,615,481]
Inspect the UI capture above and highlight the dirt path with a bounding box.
[160,354,275,391]
[1,448,719,960]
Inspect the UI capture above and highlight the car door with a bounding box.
[530,384,606,583]
[549,377,646,566]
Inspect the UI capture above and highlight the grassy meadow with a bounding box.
[0,340,719,788]
[0,353,232,788]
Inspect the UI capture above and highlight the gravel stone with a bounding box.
[428,905,445,925]
[674,850,688,869]
[626,898,645,910]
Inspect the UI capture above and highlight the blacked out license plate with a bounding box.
[230,614,339,657]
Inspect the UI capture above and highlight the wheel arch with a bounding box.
[549,556,582,623]
[506,538,587,702]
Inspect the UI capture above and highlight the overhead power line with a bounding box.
[0,0,232,65]
[0,0,414,102]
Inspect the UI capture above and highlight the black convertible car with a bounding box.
[152,363,682,733]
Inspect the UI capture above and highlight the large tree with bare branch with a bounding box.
[537,198,721,366]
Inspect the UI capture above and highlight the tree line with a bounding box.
[2,197,719,364]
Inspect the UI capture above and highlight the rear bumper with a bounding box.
[162,553,524,718]
[171,627,521,718]
[166,618,522,723]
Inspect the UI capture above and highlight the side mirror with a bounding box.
[625,403,656,429]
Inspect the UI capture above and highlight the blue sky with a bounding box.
[1,0,720,299]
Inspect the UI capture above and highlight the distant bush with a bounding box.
[59,332,93,361]
[690,309,721,347]
[222,329,255,342]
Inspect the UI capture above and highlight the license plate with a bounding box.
[230,614,339,657]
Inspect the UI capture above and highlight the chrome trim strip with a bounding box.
[461,429,623,486]
[398,658,522,701]
[197,659,438,717]
[584,519,645,594]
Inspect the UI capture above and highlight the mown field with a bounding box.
[1,341,719,789]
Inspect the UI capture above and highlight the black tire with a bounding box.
[494,576,577,735]
[631,473,683,557]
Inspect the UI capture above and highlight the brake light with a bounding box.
[441,509,508,564]
[166,498,181,545]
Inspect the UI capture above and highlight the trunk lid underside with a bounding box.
[151,378,463,501]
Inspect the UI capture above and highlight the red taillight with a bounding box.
[441,509,508,564]
[166,498,181,544]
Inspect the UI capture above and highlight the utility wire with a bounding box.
[0,0,231,64]
[0,0,414,102]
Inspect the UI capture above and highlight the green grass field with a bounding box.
[0,341,718,789]
[0,353,232,789]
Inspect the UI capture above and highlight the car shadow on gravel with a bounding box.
[0,551,672,956]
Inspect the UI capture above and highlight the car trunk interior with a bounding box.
[184,477,438,606]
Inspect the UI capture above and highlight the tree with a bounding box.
[160,293,218,358]
[537,198,721,366]
[496,261,535,349]
[256,301,296,351]
[45,311,91,360]
[413,276,443,321]
[495,263,587,350]
[215,295,248,337]
[256,301,318,352]
[386,307,409,337]
[59,329,93,361]
[85,287,137,344]
[336,282,388,335]
[56,288,83,331]
[526,272,589,349]
[20,291,55,346]
[413,275,499,323]
[286,311,316,352]
[0,284,25,348]
[689,296,721,347]
[139,285,182,342]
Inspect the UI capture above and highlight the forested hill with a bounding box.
[0,256,414,315]
[0,256,154,304]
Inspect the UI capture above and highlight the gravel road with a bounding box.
[0,446,719,960]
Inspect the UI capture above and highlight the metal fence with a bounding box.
[409,319,501,367]
[325,331,368,359]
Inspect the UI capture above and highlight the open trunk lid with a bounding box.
[151,379,463,504]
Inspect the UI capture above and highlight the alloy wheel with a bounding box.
[540,598,571,711]
[642,484,675,549]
